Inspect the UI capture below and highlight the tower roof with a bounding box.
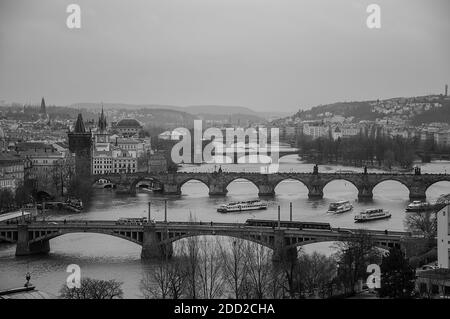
[98,106,107,132]
[40,97,46,114]
[74,113,86,133]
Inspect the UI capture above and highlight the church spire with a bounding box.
[98,104,107,133]
[40,97,46,114]
[74,113,86,133]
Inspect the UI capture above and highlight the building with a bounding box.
[68,113,93,178]
[331,126,342,140]
[158,129,187,141]
[302,123,328,139]
[148,151,168,173]
[111,148,137,174]
[0,126,6,151]
[115,119,143,138]
[91,112,143,175]
[437,205,450,269]
[435,130,450,148]
[416,268,450,298]
[0,153,25,191]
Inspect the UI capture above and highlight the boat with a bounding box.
[327,200,353,214]
[354,208,391,223]
[217,200,267,213]
[64,198,83,213]
[405,201,434,213]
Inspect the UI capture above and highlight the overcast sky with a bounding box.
[0,0,449,112]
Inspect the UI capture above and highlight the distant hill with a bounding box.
[68,103,284,121]
[411,100,450,125]
[281,95,450,125]
[294,101,377,121]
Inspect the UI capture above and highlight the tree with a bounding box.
[60,278,123,299]
[197,238,225,299]
[405,212,437,241]
[0,188,14,211]
[218,238,250,299]
[378,248,416,299]
[334,230,382,293]
[244,242,275,298]
[140,259,187,299]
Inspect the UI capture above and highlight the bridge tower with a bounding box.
[68,113,93,178]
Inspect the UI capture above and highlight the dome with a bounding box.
[116,119,142,128]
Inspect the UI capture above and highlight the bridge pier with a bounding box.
[409,184,427,200]
[15,224,50,256]
[115,183,136,195]
[208,182,228,196]
[258,184,275,197]
[358,185,374,200]
[308,185,324,199]
[272,229,298,263]
[162,184,181,196]
[141,225,173,260]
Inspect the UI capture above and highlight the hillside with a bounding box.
[69,102,277,121]
[282,95,450,125]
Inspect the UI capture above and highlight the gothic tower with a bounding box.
[68,113,93,178]
[40,97,46,114]
[95,106,109,144]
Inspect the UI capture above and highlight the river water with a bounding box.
[1,156,449,298]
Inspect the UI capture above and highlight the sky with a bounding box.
[0,0,449,112]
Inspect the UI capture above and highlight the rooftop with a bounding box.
[417,268,450,280]
[0,285,56,299]
[116,119,142,128]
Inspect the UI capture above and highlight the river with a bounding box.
[1,156,449,298]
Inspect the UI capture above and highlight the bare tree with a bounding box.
[178,213,200,298]
[218,237,249,299]
[140,259,187,299]
[299,252,337,298]
[196,238,225,299]
[405,212,437,240]
[244,242,274,299]
[60,278,123,299]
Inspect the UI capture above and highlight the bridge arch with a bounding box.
[372,179,410,198]
[130,176,164,193]
[160,232,274,251]
[29,229,143,246]
[289,238,398,251]
[224,177,260,195]
[425,180,450,201]
[322,179,359,198]
[178,178,210,195]
[273,178,309,197]
[35,190,53,201]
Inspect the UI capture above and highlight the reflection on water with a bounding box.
[1,157,449,298]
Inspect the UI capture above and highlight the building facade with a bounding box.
[438,205,450,269]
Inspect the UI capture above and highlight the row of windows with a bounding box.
[93,159,112,164]
[93,163,136,169]
[93,169,137,174]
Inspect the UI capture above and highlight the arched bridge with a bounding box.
[91,171,450,200]
[0,220,409,262]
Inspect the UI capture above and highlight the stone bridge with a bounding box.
[0,220,408,262]
[90,171,450,200]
